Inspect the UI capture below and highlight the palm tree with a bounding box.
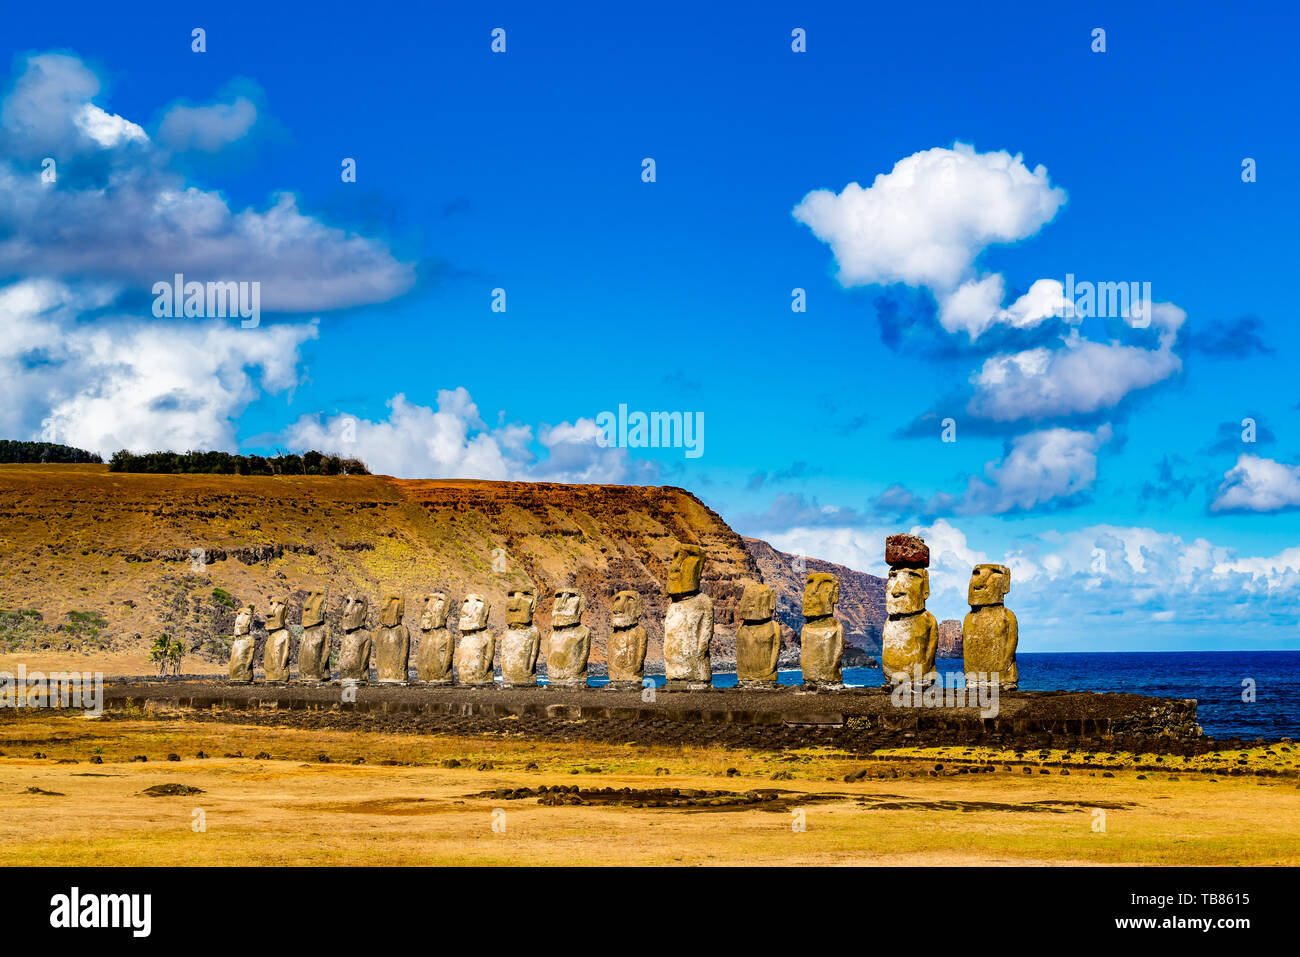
[148,634,172,677]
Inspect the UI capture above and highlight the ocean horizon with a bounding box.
[605,651,1300,740]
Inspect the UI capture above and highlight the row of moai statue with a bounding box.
[227,536,1017,690]
[880,533,1019,689]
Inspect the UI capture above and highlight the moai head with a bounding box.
[234,604,254,636]
[302,589,326,628]
[420,592,449,630]
[343,594,369,631]
[610,590,643,628]
[266,598,287,630]
[506,587,537,626]
[737,582,776,623]
[667,544,704,597]
[459,593,490,632]
[803,573,839,618]
[379,593,404,628]
[551,588,585,627]
[886,567,929,616]
[968,564,1011,607]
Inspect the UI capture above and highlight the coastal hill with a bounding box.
[743,537,885,657]
[0,464,885,673]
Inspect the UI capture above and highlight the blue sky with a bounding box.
[3,1,1300,648]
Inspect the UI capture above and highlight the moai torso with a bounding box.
[415,592,454,683]
[546,588,590,686]
[297,589,330,682]
[375,594,410,684]
[338,595,373,682]
[881,535,937,686]
[663,544,713,685]
[262,598,291,682]
[800,573,843,687]
[606,590,647,688]
[962,564,1018,688]
[735,583,781,687]
[229,604,255,683]
[501,587,540,686]
[454,594,496,685]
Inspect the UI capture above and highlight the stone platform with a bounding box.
[102,680,1203,752]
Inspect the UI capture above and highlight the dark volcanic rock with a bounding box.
[885,534,929,568]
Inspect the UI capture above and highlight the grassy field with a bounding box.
[1,714,1297,866]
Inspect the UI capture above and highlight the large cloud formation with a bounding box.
[793,143,1067,339]
[0,53,414,311]
[283,389,657,484]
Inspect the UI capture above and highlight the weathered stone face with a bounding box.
[501,624,541,685]
[885,533,930,568]
[667,543,704,596]
[420,592,449,630]
[298,623,330,682]
[459,593,490,632]
[736,619,782,686]
[375,621,411,683]
[800,616,843,685]
[607,623,647,684]
[506,587,537,626]
[551,588,585,628]
[379,594,404,628]
[234,604,253,637]
[454,630,495,685]
[737,582,775,623]
[301,590,326,628]
[968,563,1010,606]
[415,622,454,683]
[803,573,839,618]
[610,590,643,629]
[266,598,288,631]
[881,610,938,684]
[885,567,929,616]
[262,625,291,682]
[962,605,1019,687]
[663,591,713,683]
[546,622,590,685]
[937,619,963,658]
[343,595,368,632]
[228,632,255,682]
[338,628,373,682]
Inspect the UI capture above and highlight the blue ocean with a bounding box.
[618,652,1300,740]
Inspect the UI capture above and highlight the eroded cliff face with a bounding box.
[742,537,886,656]
[0,466,763,668]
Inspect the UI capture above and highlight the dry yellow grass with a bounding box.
[1,715,1297,866]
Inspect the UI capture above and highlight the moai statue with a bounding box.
[228,604,255,684]
[736,582,781,689]
[338,594,373,684]
[881,534,938,688]
[663,543,713,689]
[297,589,330,683]
[500,587,541,687]
[546,588,590,687]
[415,592,454,684]
[262,597,291,684]
[800,574,843,690]
[962,564,1018,690]
[454,593,496,686]
[375,593,410,685]
[606,590,647,690]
